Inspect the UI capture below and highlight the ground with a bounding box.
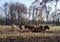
[0,25,60,42]
[0,25,60,38]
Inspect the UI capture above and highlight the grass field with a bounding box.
[50,26,60,30]
[0,25,60,42]
[0,25,60,38]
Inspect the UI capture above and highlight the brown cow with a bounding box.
[43,25,50,31]
[32,25,43,32]
[33,25,50,32]
[23,25,43,32]
[24,25,36,32]
[19,25,23,30]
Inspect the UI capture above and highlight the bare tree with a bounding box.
[8,2,27,25]
[3,2,8,25]
[9,3,17,25]
[15,3,27,25]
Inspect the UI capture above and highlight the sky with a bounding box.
[0,0,34,18]
[0,0,34,8]
[0,0,60,10]
[0,0,60,21]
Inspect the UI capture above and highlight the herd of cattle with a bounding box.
[12,24,50,32]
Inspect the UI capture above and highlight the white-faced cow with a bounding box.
[12,24,20,31]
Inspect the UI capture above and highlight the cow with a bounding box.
[32,28,41,32]
[24,25,36,32]
[12,24,21,31]
[19,25,30,32]
[32,25,43,32]
[43,25,50,31]
[19,25,23,30]
[20,25,28,32]
[23,25,43,32]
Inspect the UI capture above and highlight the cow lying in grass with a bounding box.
[12,24,20,31]
[19,25,29,32]
[43,25,50,31]
[24,25,35,32]
[23,25,44,32]
[31,25,50,32]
